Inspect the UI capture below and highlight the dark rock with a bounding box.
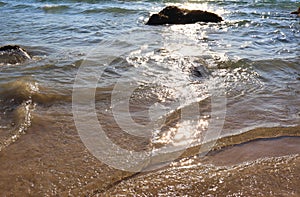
[146,6,223,25]
[191,64,210,79]
[291,7,300,16]
[0,45,31,64]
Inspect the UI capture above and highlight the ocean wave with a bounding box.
[150,126,300,167]
[0,79,39,104]
[99,125,300,195]
[82,7,139,14]
[41,4,70,13]
[0,77,73,108]
[104,153,299,196]
[12,4,34,9]
[0,1,6,7]
[36,0,113,3]
[0,77,72,151]
[0,79,71,106]
[0,99,34,152]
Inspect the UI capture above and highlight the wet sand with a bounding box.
[0,108,134,196]
[105,154,300,196]
[0,108,298,196]
[104,136,300,196]
[204,136,300,166]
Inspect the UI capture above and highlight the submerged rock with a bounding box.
[0,45,31,64]
[291,7,300,16]
[146,6,223,25]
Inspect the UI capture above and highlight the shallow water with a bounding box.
[0,0,299,195]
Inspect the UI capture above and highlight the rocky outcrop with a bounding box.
[146,6,223,25]
[291,7,300,16]
[0,45,31,64]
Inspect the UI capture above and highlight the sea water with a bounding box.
[0,0,299,195]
